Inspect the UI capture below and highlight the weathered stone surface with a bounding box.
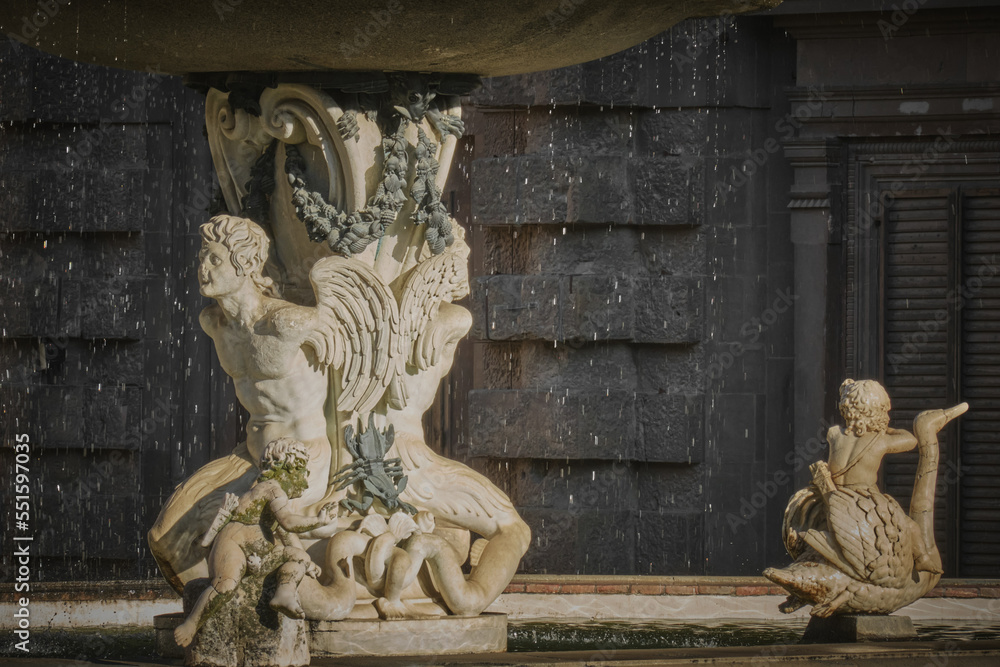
[182,576,309,667]
[467,389,638,460]
[0,169,146,233]
[473,274,702,345]
[472,275,560,341]
[78,276,144,340]
[633,275,703,344]
[0,278,60,336]
[310,614,507,656]
[0,0,779,76]
[36,490,141,560]
[517,508,577,574]
[631,157,705,226]
[577,509,637,574]
[517,341,638,392]
[637,393,704,462]
[561,275,634,342]
[637,463,705,511]
[472,156,631,226]
[636,511,704,575]
[508,460,636,513]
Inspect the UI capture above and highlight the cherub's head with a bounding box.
[198,215,276,298]
[259,437,311,498]
[839,379,891,436]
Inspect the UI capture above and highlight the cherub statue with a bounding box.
[765,378,967,616]
[173,438,336,648]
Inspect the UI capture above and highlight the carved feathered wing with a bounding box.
[806,487,914,589]
[306,256,403,415]
[387,234,470,408]
[397,234,470,368]
[396,440,515,523]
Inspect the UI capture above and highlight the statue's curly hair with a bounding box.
[839,379,891,436]
[200,215,278,296]
[259,437,310,474]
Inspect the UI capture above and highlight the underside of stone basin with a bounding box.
[0,0,780,76]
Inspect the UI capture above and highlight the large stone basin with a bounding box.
[0,0,779,76]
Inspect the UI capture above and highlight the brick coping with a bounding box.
[2,576,998,603]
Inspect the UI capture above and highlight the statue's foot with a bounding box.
[779,595,806,614]
[914,552,944,574]
[270,588,305,619]
[376,597,414,620]
[810,590,850,618]
[174,621,198,648]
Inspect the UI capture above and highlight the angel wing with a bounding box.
[396,233,470,368]
[305,256,403,416]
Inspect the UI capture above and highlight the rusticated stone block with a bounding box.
[472,275,560,341]
[467,389,637,460]
[36,490,141,559]
[637,393,704,462]
[508,459,636,512]
[577,510,636,575]
[0,279,60,336]
[31,385,85,446]
[561,274,634,342]
[630,157,704,226]
[79,276,144,340]
[518,509,577,573]
[637,463,705,512]
[633,275,703,343]
[472,156,631,225]
[635,511,704,576]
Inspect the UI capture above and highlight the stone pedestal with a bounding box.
[310,613,507,656]
[801,615,918,643]
[157,612,508,659]
[180,576,309,667]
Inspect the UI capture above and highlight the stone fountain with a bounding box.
[0,1,781,665]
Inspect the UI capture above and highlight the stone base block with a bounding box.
[309,613,508,656]
[801,614,917,643]
[156,612,508,660]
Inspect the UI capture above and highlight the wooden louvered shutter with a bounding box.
[959,188,1000,576]
[881,189,957,572]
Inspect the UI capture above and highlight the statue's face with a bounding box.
[198,240,243,298]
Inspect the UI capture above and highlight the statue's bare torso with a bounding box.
[200,299,333,506]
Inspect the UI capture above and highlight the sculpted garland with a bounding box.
[147,74,529,659]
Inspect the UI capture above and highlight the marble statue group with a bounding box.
[146,75,529,665]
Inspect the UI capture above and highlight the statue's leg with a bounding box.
[174,530,247,647]
[377,538,434,619]
[270,559,307,619]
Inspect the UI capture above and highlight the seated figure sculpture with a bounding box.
[174,438,335,648]
[151,213,529,631]
[765,379,967,616]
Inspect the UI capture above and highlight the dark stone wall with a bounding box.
[0,43,217,581]
[463,17,798,575]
